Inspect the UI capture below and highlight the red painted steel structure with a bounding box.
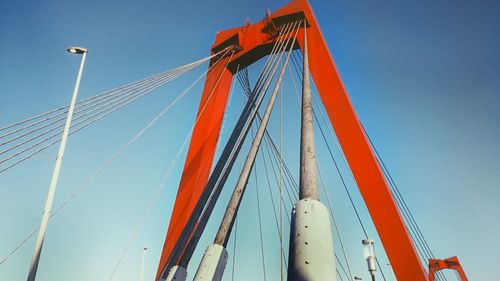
[429,257,468,281]
[157,0,433,280]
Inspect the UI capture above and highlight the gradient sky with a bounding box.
[1,0,499,280]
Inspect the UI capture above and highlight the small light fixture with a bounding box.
[67,47,88,54]
[362,239,377,281]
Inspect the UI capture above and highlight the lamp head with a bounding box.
[362,239,376,259]
[67,47,87,54]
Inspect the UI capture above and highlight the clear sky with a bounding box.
[1,0,499,281]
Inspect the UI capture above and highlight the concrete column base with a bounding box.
[288,199,337,281]
[165,265,187,281]
[193,244,228,281]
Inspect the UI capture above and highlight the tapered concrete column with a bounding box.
[288,199,337,280]
[192,244,228,281]
[288,21,337,281]
[164,265,187,281]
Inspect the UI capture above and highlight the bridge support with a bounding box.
[192,244,228,281]
[191,28,298,281]
[164,265,187,281]
[429,256,468,281]
[158,1,433,280]
[289,199,337,280]
[287,25,337,281]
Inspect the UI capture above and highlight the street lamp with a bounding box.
[141,247,149,281]
[68,47,88,54]
[362,239,377,281]
[27,46,88,281]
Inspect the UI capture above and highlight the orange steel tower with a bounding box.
[429,257,468,281]
[156,1,466,280]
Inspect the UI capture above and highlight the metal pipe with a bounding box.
[27,48,87,281]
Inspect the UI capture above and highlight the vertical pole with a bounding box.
[298,20,319,201]
[279,61,284,281]
[287,22,337,281]
[27,49,87,281]
[141,248,148,281]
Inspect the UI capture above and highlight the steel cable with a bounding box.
[187,20,295,266]
[294,47,441,280]
[0,50,227,172]
[232,32,301,251]
[295,51,390,280]
[0,50,231,266]
[253,160,267,281]
[317,161,355,281]
[361,124,447,281]
[0,54,214,135]
[235,57,299,205]
[0,50,231,174]
[0,74,179,173]
[0,71,184,156]
[0,66,187,141]
[199,21,300,227]
[162,21,298,274]
[236,67,300,200]
[259,146,289,268]
[108,48,235,279]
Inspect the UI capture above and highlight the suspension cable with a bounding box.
[0,50,229,174]
[181,24,296,262]
[259,145,288,269]
[163,21,299,274]
[291,50,392,280]
[160,46,240,273]
[289,51,370,237]
[0,72,181,154]
[0,77,178,172]
[236,67,299,203]
[0,67,187,141]
[317,161,354,281]
[0,50,230,266]
[0,53,217,134]
[361,124,447,281]
[293,50,430,280]
[0,72,185,163]
[253,160,267,281]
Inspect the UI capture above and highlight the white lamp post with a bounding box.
[141,247,149,281]
[27,47,88,281]
[362,239,377,281]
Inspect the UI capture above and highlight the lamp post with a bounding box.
[141,247,148,281]
[27,47,88,281]
[362,239,377,281]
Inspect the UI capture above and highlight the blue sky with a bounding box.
[1,0,499,280]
